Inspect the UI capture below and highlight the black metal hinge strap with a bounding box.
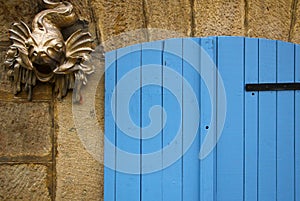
[245,83,300,91]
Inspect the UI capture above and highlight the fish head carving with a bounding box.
[26,31,66,77]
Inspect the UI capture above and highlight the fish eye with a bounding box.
[54,43,63,51]
[47,47,55,55]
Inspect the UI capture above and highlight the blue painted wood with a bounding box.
[141,41,163,201]
[216,37,244,201]
[116,44,141,201]
[244,37,258,201]
[200,37,217,201]
[162,38,183,201]
[182,38,200,200]
[104,36,300,201]
[258,39,277,201]
[277,41,295,201]
[295,45,300,201]
[104,50,117,201]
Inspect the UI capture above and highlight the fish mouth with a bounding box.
[33,62,55,82]
[34,62,54,74]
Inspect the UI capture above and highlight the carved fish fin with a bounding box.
[53,58,79,74]
[9,21,31,50]
[65,30,94,58]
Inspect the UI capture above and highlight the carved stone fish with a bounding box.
[4,0,94,102]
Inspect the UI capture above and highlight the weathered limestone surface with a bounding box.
[247,0,293,41]
[55,93,103,201]
[66,0,99,42]
[0,0,39,42]
[0,48,11,93]
[290,0,300,43]
[0,164,51,201]
[91,0,147,50]
[194,0,245,37]
[145,0,191,40]
[0,102,52,159]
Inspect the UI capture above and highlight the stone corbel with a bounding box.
[4,0,94,102]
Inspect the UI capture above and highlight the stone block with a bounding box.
[55,94,103,201]
[247,0,293,41]
[194,0,245,37]
[145,0,191,40]
[0,0,39,41]
[0,102,52,159]
[91,0,148,50]
[0,164,51,201]
[290,1,300,44]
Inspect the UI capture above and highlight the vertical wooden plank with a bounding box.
[104,37,300,201]
[295,45,300,201]
[200,37,217,201]
[258,39,277,201]
[182,38,200,200]
[141,41,163,201]
[216,37,244,201]
[244,38,259,201]
[115,44,141,201]
[162,38,183,201]
[277,41,295,201]
[104,50,117,201]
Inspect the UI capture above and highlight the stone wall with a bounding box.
[1,0,300,200]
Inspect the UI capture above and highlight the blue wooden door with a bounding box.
[104,37,300,201]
